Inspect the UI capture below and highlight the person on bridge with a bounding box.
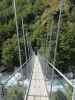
[31,39,41,55]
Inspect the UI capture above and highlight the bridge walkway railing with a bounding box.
[0,54,74,100]
[39,55,74,100]
[0,55,34,100]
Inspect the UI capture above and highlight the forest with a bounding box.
[0,0,75,73]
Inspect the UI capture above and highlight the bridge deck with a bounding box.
[27,55,49,100]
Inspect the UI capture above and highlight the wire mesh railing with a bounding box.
[0,55,34,100]
[39,55,74,100]
[0,54,74,100]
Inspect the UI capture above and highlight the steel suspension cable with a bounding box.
[22,17,33,59]
[13,0,24,82]
[4,56,33,85]
[13,0,22,67]
[53,0,64,65]
[49,0,64,98]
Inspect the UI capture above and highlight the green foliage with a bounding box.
[0,0,75,73]
[57,11,75,71]
[52,90,67,100]
[4,86,24,100]
[1,35,17,66]
[51,87,73,100]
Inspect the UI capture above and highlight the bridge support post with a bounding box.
[72,87,75,100]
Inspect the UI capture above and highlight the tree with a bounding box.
[0,0,75,73]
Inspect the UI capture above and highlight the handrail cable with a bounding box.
[25,57,34,100]
[3,56,33,85]
[49,61,73,87]
[39,55,73,88]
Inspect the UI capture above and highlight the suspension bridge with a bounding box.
[0,0,75,100]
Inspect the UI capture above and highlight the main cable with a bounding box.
[53,0,64,65]
[13,0,22,67]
